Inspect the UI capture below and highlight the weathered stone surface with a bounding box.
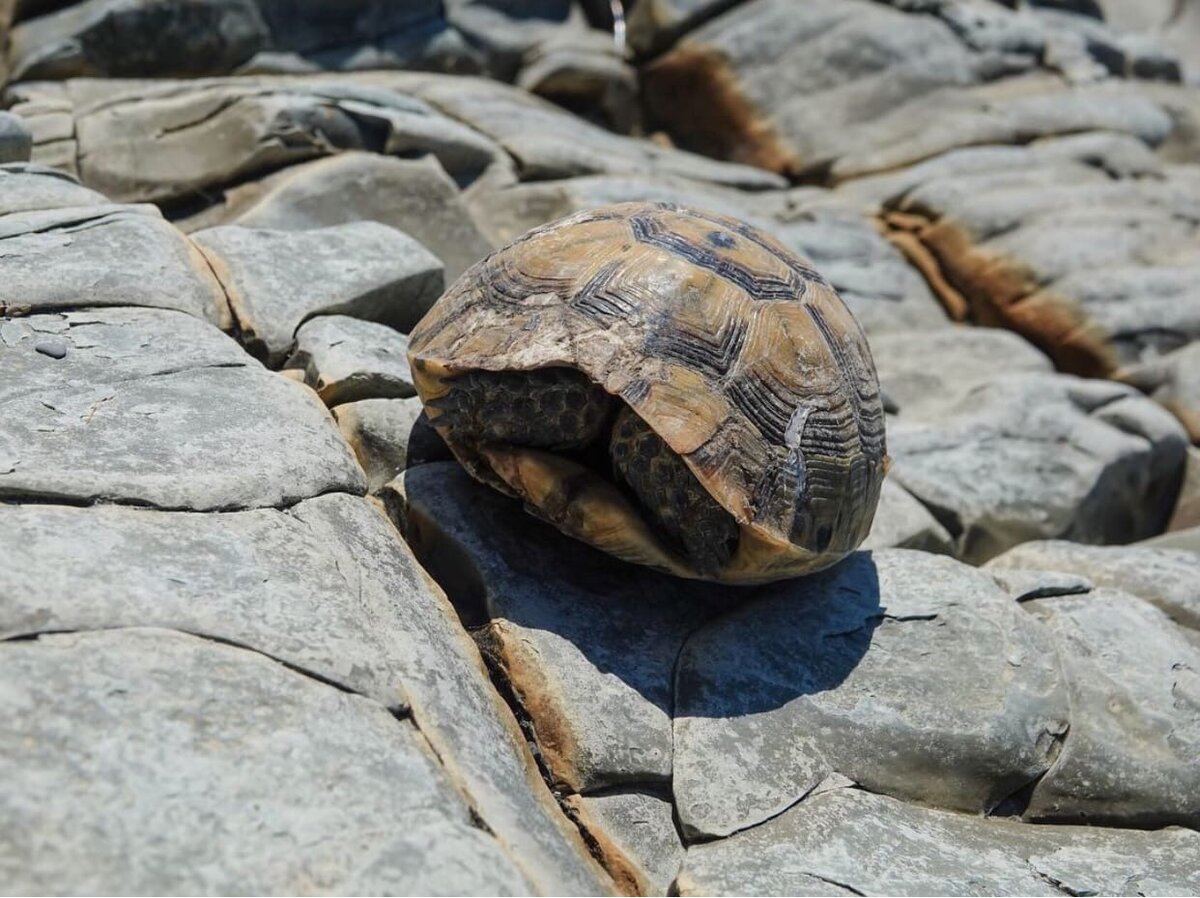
[568,791,684,897]
[673,550,1068,838]
[1022,589,1200,826]
[861,478,954,554]
[189,152,493,281]
[0,163,107,214]
[411,73,787,189]
[626,0,739,55]
[285,314,414,406]
[676,783,1200,897]
[0,111,33,163]
[9,76,507,204]
[870,326,1053,419]
[888,374,1189,562]
[0,627,533,895]
[885,157,1200,377]
[332,396,425,492]
[0,200,230,326]
[389,462,732,793]
[988,539,1200,630]
[8,0,268,81]
[1121,340,1200,441]
[0,308,366,508]
[191,221,443,364]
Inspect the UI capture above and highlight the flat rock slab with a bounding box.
[1022,589,1200,827]
[332,396,426,492]
[0,628,533,895]
[0,308,365,509]
[888,373,1189,562]
[884,154,1200,372]
[390,462,735,793]
[0,162,108,215]
[675,783,1200,897]
[673,550,1068,838]
[191,221,443,364]
[988,540,1200,630]
[567,791,684,897]
[1121,340,1200,442]
[208,152,493,282]
[0,200,230,327]
[861,477,954,554]
[285,314,415,406]
[10,76,506,204]
[0,487,609,893]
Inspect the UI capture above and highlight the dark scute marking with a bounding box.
[630,213,805,301]
[706,230,736,248]
[570,259,638,322]
[803,304,884,454]
[645,314,749,379]
[727,370,799,446]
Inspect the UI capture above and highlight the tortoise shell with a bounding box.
[407,202,887,584]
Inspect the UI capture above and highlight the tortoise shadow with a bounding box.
[399,459,881,722]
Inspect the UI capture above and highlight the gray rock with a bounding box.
[1120,340,1200,442]
[1022,589,1200,826]
[0,202,230,327]
[861,478,954,554]
[0,308,365,509]
[870,327,1053,419]
[388,462,732,793]
[0,112,33,163]
[207,152,493,282]
[0,163,107,215]
[42,75,507,204]
[673,550,1068,838]
[988,540,1200,630]
[191,222,443,364]
[285,315,415,406]
[888,374,1189,562]
[8,0,268,81]
[412,73,786,189]
[568,791,684,897]
[332,396,425,492]
[0,628,533,895]
[988,567,1094,602]
[676,783,1200,897]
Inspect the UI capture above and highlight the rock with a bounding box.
[388,462,733,793]
[567,791,684,897]
[870,327,1053,419]
[675,783,1200,896]
[1120,341,1200,442]
[672,550,1068,838]
[1139,524,1200,553]
[411,73,787,189]
[12,76,507,205]
[332,396,425,492]
[0,308,366,509]
[989,539,1200,631]
[626,0,740,55]
[284,315,415,406]
[861,478,954,554]
[887,374,1189,562]
[884,157,1200,377]
[988,568,1094,602]
[0,112,33,163]
[190,222,443,364]
[190,152,493,282]
[7,0,267,81]
[0,628,533,895]
[1021,589,1200,826]
[0,163,108,215]
[0,201,231,327]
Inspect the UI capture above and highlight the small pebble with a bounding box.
[34,339,68,359]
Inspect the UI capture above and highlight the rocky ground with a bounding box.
[2,1,1199,895]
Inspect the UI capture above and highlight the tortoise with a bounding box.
[407,202,887,584]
